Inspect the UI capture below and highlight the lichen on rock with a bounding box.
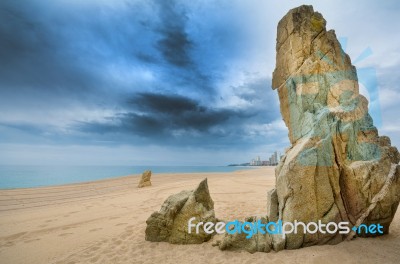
[219,4,400,253]
[145,178,216,244]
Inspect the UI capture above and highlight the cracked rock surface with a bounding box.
[220,5,400,252]
[145,178,216,244]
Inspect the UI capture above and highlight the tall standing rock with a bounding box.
[138,170,152,188]
[219,5,400,253]
[272,5,400,249]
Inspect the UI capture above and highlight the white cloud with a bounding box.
[379,88,400,109]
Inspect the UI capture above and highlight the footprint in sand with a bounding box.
[88,246,101,252]
[2,241,15,247]
[89,228,103,232]
[59,233,73,237]
[24,238,41,243]
[6,232,27,240]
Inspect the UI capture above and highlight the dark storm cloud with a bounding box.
[0,0,216,106]
[76,93,237,143]
[157,29,192,67]
[0,0,282,149]
[149,0,214,93]
[0,2,82,89]
[0,1,153,100]
[1,0,399,165]
[131,93,199,114]
[129,93,234,131]
[72,77,280,147]
[155,0,193,68]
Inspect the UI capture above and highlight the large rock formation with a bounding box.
[220,5,400,252]
[138,170,152,188]
[145,178,216,244]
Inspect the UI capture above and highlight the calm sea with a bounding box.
[0,165,253,189]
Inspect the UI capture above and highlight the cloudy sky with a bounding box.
[0,0,399,166]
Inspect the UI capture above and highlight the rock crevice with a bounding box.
[219,5,400,253]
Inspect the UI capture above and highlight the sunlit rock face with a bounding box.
[145,179,216,244]
[272,4,400,249]
[219,5,400,253]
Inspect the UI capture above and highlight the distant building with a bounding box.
[250,156,262,166]
[266,151,279,166]
[249,152,280,166]
[256,156,261,166]
[262,160,270,166]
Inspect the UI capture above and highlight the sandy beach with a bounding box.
[0,167,399,264]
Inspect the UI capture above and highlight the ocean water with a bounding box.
[0,165,254,189]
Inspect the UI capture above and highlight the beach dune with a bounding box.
[0,167,399,264]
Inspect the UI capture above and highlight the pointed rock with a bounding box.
[145,178,216,244]
[138,170,152,188]
[219,4,400,253]
[271,5,400,249]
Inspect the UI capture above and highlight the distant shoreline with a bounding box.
[0,165,259,190]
